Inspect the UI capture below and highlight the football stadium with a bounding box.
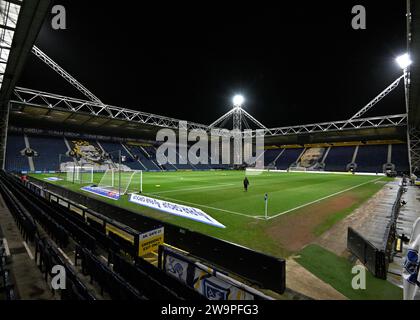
[0,1,420,305]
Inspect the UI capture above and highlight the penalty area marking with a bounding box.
[266,177,383,220]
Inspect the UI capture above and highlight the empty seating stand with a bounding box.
[264,149,282,166]
[324,146,355,172]
[275,148,303,169]
[29,135,68,172]
[99,141,144,170]
[391,144,410,173]
[5,133,29,172]
[356,145,388,173]
[125,144,161,171]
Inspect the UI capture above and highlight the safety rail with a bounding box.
[347,179,406,279]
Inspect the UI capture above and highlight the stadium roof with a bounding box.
[8,92,408,144]
[0,0,51,170]
[9,99,164,140]
[1,0,410,145]
[0,0,51,105]
[0,0,20,93]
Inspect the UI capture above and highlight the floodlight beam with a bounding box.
[233,95,245,107]
[396,53,412,70]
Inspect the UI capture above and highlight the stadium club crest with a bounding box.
[129,194,225,228]
[202,279,230,300]
[165,256,188,282]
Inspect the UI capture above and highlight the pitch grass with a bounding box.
[31,170,390,257]
[296,245,402,300]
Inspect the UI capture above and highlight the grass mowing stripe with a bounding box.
[142,192,258,219]
[31,171,390,257]
[148,183,235,195]
[267,177,383,220]
[296,244,402,300]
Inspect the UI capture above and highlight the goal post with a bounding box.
[288,166,307,172]
[245,167,267,176]
[98,169,142,195]
[66,166,94,184]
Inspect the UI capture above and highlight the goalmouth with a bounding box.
[66,166,94,184]
[97,169,143,196]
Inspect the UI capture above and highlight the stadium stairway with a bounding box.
[275,148,304,170]
[125,144,161,171]
[264,149,283,167]
[4,133,30,172]
[28,135,68,172]
[98,141,144,171]
[141,145,180,170]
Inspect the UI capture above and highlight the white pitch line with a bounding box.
[148,183,235,195]
[144,193,258,219]
[2,238,10,256]
[22,241,34,260]
[267,177,383,220]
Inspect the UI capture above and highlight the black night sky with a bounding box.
[18,1,407,128]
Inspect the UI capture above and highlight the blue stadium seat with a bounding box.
[275,148,303,169]
[264,149,282,166]
[125,145,161,171]
[391,144,410,173]
[99,141,144,170]
[324,146,355,172]
[29,135,68,172]
[355,145,388,173]
[5,133,30,172]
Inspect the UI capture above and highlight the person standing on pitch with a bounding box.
[243,177,250,192]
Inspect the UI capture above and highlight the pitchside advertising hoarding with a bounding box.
[129,194,225,228]
[81,185,120,200]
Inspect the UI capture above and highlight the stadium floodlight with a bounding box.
[396,53,412,70]
[233,94,245,107]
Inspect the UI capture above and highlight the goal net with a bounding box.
[98,169,142,195]
[245,167,266,176]
[66,166,94,184]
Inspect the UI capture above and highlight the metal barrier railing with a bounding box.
[347,178,406,279]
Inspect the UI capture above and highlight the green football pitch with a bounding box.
[31,170,391,257]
